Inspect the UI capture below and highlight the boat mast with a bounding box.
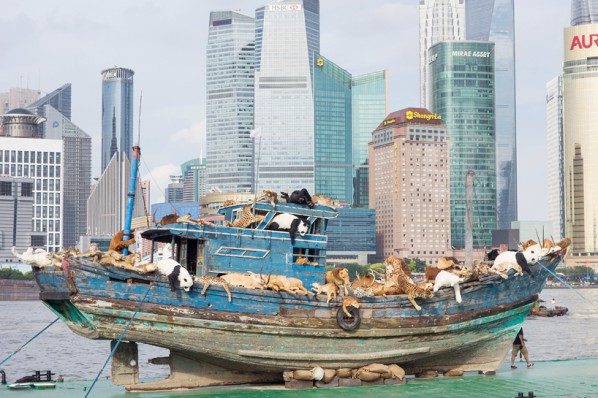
[465,170,474,269]
[122,145,140,256]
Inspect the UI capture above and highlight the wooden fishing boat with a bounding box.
[29,202,564,390]
[26,147,565,390]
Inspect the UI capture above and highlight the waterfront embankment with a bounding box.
[0,279,39,300]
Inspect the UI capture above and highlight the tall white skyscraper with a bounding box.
[466,0,517,230]
[419,0,465,108]
[206,11,255,193]
[254,0,320,193]
[546,76,565,240]
[571,0,598,26]
[563,23,598,254]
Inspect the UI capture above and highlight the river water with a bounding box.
[1,288,597,384]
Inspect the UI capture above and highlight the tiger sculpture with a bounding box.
[384,255,433,311]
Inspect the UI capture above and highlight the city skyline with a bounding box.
[1,0,570,221]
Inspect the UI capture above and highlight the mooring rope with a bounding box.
[538,258,598,309]
[0,317,60,366]
[84,277,157,397]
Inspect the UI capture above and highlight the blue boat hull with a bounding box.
[33,254,562,375]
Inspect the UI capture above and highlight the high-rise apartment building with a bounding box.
[206,11,255,193]
[571,0,598,26]
[254,0,320,193]
[563,23,598,254]
[546,76,565,240]
[101,67,134,172]
[313,55,387,205]
[466,0,517,230]
[369,108,451,264]
[428,41,496,248]
[419,0,465,108]
[0,109,63,253]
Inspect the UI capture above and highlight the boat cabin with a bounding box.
[141,202,338,288]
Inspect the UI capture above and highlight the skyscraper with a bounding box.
[352,71,388,207]
[419,0,465,108]
[563,23,598,254]
[428,41,496,248]
[44,105,92,248]
[312,55,387,205]
[206,11,255,193]
[101,67,134,172]
[182,158,206,202]
[254,0,320,193]
[546,76,565,240]
[313,55,353,203]
[28,83,72,121]
[571,0,598,26]
[466,0,517,230]
[369,108,451,264]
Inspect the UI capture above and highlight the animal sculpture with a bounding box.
[311,194,339,209]
[255,190,278,207]
[311,282,337,304]
[491,244,542,278]
[325,267,350,295]
[485,249,500,262]
[154,211,179,226]
[280,188,314,208]
[220,272,264,290]
[266,213,310,244]
[385,261,433,311]
[156,258,194,292]
[342,297,361,317]
[109,229,136,253]
[247,272,312,295]
[195,275,232,302]
[12,247,59,268]
[433,270,465,303]
[231,205,265,228]
[384,256,413,281]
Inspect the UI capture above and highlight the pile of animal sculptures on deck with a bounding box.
[12,187,571,314]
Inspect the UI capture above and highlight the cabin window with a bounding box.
[215,246,269,259]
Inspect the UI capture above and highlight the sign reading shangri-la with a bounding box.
[405,111,442,121]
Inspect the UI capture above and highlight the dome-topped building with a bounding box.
[1,107,46,138]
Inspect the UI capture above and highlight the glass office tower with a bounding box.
[313,55,352,203]
[546,76,565,240]
[419,0,465,108]
[254,0,319,193]
[466,0,517,230]
[571,0,598,26]
[428,41,496,248]
[352,71,387,207]
[206,11,255,193]
[100,67,134,173]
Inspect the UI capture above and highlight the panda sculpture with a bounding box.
[267,213,310,244]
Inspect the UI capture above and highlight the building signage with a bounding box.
[406,111,442,121]
[570,34,598,50]
[383,119,396,126]
[451,50,491,58]
[266,4,302,11]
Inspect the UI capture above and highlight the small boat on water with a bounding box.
[22,147,568,391]
[530,300,569,317]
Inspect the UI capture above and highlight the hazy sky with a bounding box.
[1,1,570,220]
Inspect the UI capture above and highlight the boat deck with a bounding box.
[3,357,596,397]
